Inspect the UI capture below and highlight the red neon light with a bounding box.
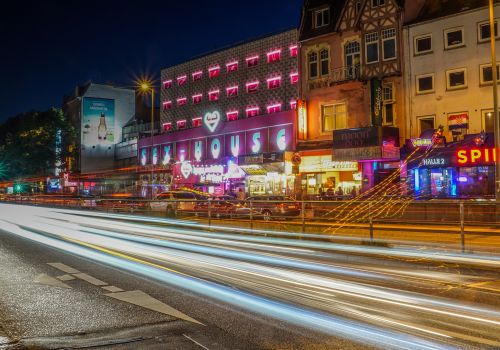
[162,101,172,110]
[208,90,219,101]
[267,103,282,114]
[192,117,202,127]
[192,94,202,104]
[163,123,172,132]
[226,61,238,72]
[456,148,497,165]
[177,75,187,86]
[246,81,259,93]
[192,71,203,81]
[289,45,298,57]
[208,66,220,78]
[246,55,259,67]
[267,49,282,63]
[226,111,239,121]
[226,86,238,97]
[290,71,299,84]
[163,80,172,89]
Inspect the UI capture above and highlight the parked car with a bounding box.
[96,196,146,212]
[246,195,301,221]
[150,190,209,217]
[194,196,260,218]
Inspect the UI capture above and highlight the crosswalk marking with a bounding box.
[47,262,80,274]
[73,272,107,286]
[57,274,75,281]
[34,273,72,289]
[102,285,124,292]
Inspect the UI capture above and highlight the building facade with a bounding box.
[138,29,299,197]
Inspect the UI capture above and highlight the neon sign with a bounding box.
[140,148,147,166]
[230,135,240,157]
[457,148,497,165]
[162,145,171,165]
[210,138,221,159]
[276,129,286,151]
[252,132,261,153]
[152,147,159,165]
[180,161,193,179]
[411,138,433,147]
[194,141,203,161]
[297,100,307,140]
[204,111,221,133]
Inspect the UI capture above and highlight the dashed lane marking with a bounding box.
[47,262,80,274]
[467,281,500,293]
[182,334,210,349]
[105,290,203,325]
[101,285,124,292]
[73,272,107,286]
[57,274,75,281]
[34,274,72,289]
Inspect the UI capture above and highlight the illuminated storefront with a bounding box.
[402,133,496,199]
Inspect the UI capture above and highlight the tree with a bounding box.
[0,108,76,180]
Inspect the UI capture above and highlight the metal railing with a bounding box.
[1,195,498,253]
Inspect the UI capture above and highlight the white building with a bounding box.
[403,1,500,141]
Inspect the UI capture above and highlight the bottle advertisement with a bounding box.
[82,97,115,146]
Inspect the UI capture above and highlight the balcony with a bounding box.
[308,65,360,90]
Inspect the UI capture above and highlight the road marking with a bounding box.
[468,280,500,293]
[57,274,75,281]
[47,262,80,274]
[73,273,107,286]
[101,285,123,292]
[34,273,72,289]
[182,334,210,350]
[104,290,203,325]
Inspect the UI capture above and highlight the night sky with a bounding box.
[0,0,302,122]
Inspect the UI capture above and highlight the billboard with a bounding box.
[82,98,115,145]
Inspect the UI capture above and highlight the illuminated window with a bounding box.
[246,55,259,67]
[246,81,259,93]
[267,49,281,63]
[382,83,395,125]
[176,97,187,106]
[177,75,187,86]
[162,101,172,110]
[267,76,281,89]
[208,66,220,78]
[322,103,347,132]
[226,111,239,121]
[177,120,187,129]
[290,100,297,110]
[246,106,259,117]
[226,85,238,97]
[192,71,203,81]
[289,45,298,57]
[267,103,282,114]
[290,71,299,84]
[163,80,172,89]
[208,90,220,101]
[192,94,202,104]
[226,61,238,73]
[163,123,172,132]
[192,117,202,127]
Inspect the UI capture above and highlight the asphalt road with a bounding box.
[0,203,499,350]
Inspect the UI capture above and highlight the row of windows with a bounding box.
[162,101,296,132]
[311,1,384,30]
[416,64,500,94]
[162,73,299,110]
[416,110,495,135]
[414,19,499,55]
[162,46,298,89]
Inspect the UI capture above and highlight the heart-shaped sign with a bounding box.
[203,111,221,133]
[180,161,193,179]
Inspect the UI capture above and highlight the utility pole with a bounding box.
[489,0,500,204]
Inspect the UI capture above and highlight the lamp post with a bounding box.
[488,0,500,203]
[139,81,155,199]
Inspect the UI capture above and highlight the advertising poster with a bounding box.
[82,98,115,146]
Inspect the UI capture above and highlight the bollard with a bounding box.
[460,201,465,253]
[369,201,374,242]
[208,200,212,228]
[301,200,306,233]
[249,201,254,232]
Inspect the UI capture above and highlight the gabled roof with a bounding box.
[299,0,348,41]
[407,0,488,25]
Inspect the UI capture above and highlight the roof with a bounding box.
[299,0,347,41]
[407,0,489,25]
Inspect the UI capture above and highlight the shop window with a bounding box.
[192,117,202,127]
[382,28,397,61]
[417,115,435,134]
[192,71,203,81]
[177,120,186,129]
[322,103,347,132]
[208,66,220,78]
[414,34,432,55]
[289,45,298,57]
[416,73,434,94]
[267,76,281,89]
[313,7,329,28]
[458,167,494,197]
[482,109,495,132]
[163,80,172,89]
[382,83,395,125]
[365,32,379,64]
[320,49,329,76]
[446,68,467,90]
[444,27,464,49]
[208,90,219,101]
[177,75,187,86]
[226,85,238,97]
[267,103,282,114]
[267,49,281,63]
[479,63,500,85]
[246,81,259,93]
[246,55,259,68]
[226,111,239,121]
[226,61,238,73]
[290,100,297,110]
[372,0,385,7]
[176,97,187,106]
[162,100,172,110]
[478,20,499,42]
[308,51,318,79]
[192,94,202,104]
[246,107,259,117]
[163,122,172,132]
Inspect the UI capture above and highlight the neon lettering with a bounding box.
[230,135,240,157]
[252,132,261,153]
[276,128,286,151]
[211,138,221,159]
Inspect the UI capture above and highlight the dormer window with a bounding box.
[313,7,330,29]
[208,66,220,78]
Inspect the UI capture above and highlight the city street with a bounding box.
[0,203,499,349]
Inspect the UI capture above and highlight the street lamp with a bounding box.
[488,0,500,204]
[137,80,155,199]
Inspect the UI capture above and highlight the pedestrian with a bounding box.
[236,188,246,201]
[336,186,344,197]
[351,186,358,198]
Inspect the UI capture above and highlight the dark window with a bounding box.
[308,52,318,79]
[372,0,385,7]
[446,29,464,48]
[415,36,432,53]
[448,70,465,88]
[417,75,433,93]
[479,22,498,41]
[314,8,330,28]
[419,117,435,133]
[481,65,500,83]
[320,49,329,76]
[365,32,379,64]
